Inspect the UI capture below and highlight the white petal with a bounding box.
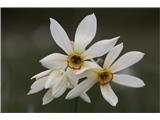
[113,74,145,88]
[66,68,91,103]
[42,89,54,105]
[74,13,97,52]
[45,70,64,89]
[54,82,67,98]
[77,67,100,81]
[31,70,51,80]
[110,51,145,73]
[27,77,47,95]
[100,84,118,106]
[62,68,75,89]
[79,93,91,103]
[66,77,97,100]
[66,68,79,85]
[103,43,123,68]
[50,18,73,54]
[76,61,101,75]
[40,53,67,69]
[83,37,119,59]
[66,82,73,89]
[52,78,67,98]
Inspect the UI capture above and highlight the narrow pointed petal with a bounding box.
[27,77,47,95]
[103,43,123,68]
[50,18,73,54]
[66,78,97,100]
[31,70,51,80]
[42,89,54,105]
[45,71,63,89]
[110,51,145,73]
[66,82,73,89]
[40,53,67,69]
[30,77,47,89]
[51,78,67,98]
[67,74,78,87]
[83,37,119,60]
[113,74,145,88]
[100,84,118,106]
[51,76,63,91]
[27,89,41,95]
[74,13,97,52]
[76,61,101,75]
[54,81,67,98]
[67,68,79,85]
[66,68,91,103]
[76,68,100,82]
[79,93,91,103]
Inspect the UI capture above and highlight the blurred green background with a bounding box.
[1,8,159,112]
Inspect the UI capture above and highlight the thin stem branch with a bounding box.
[74,97,79,113]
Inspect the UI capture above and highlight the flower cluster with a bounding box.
[28,13,145,106]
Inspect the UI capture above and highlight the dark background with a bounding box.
[1,8,159,112]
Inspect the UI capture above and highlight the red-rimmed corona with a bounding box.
[67,51,84,70]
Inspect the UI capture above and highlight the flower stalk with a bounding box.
[74,97,79,113]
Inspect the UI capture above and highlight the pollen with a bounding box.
[67,52,84,70]
[98,69,113,85]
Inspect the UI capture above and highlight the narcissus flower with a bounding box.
[66,43,145,106]
[40,13,119,72]
[28,68,91,105]
[28,13,120,105]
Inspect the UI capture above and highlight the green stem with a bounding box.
[74,97,79,112]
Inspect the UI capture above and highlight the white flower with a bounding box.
[66,43,145,106]
[40,13,119,72]
[28,68,91,105]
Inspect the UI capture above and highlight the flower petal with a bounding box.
[45,70,64,89]
[74,13,97,52]
[40,53,67,69]
[42,89,54,105]
[50,18,73,54]
[83,37,119,60]
[100,84,118,106]
[66,68,91,103]
[27,77,47,95]
[31,70,51,80]
[66,68,79,85]
[79,93,91,103]
[110,51,145,73]
[66,77,98,100]
[54,82,67,98]
[113,74,145,88]
[52,78,67,98]
[103,43,123,68]
[66,82,73,89]
[76,61,101,75]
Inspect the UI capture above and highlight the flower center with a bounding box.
[98,69,113,85]
[67,52,84,70]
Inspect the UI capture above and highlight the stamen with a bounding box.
[67,52,84,70]
[71,55,82,65]
[98,69,113,85]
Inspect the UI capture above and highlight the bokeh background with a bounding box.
[1,8,159,113]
